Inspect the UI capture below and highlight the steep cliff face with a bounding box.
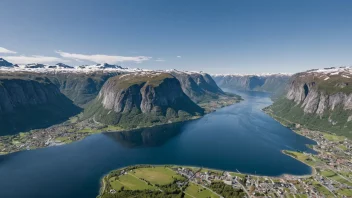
[84,72,204,128]
[286,70,352,114]
[46,72,119,107]
[268,67,352,138]
[170,71,225,103]
[212,74,290,94]
[0,77,81,135]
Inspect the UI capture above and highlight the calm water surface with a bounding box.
[0,91,316,198]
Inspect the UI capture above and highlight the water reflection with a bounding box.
[104,121,188,148]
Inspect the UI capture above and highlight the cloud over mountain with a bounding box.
[56,51,151,64]
[3,55,64,64]
[0,47,17,54]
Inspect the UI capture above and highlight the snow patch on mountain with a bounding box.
[212,73,292,77]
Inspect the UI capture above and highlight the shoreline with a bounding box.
[0,95,241,156]
[281,150,317,176]
[263,108,319,177]
[96,163,313,198]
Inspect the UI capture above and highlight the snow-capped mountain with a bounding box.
[0,58,149,74]
[212,73,292,77]
[303,66,352,80]
[78,63,126,69]
[0,58,13,67]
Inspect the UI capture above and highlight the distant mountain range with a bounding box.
[212,73,291,95]
[0,58,238,135]
[0,59,145,73]
[2,57,351,138]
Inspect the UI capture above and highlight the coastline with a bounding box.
[95,109,351,197]
[96,163,314,198]
[281,150,317,176]
[263,107,352,197]
[263,108,318,176]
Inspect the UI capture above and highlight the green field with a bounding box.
[131,167,185,185]
[320,170,335,177]
[229,172,246,179]
[109,174,156,191]
[322,133,346,142]
[311,181,334,197]
[283,150,322,167]
[295,194,308,198]
[185,182,219,198]
[54,136,72,143]
[321,170,352,186]
[337,188,352,196]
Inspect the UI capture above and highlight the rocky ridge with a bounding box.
[169,70,225,103]
[267,67,352,138]
[84,72,204,128]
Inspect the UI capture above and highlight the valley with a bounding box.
[1,2,351,198]
[0,60,241,154]
[0,60,351,198]
[96,67,352,198]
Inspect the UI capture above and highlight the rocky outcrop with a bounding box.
[268,67,352,138]
[84,72,204,128]
[212,74,291,93]
[0,77,81,135]
[0,70,120,107]
[170,71,224,103]
[286,70,352,115]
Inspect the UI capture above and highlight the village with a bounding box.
[174,128,352,197]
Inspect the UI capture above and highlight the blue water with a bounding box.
[0,91,316,198]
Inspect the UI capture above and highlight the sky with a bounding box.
[1,0,352,74]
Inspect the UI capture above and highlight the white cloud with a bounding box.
[56,50,151,64]
[155,58,165,62]
[3,55,64,64]
[177,56,181,58]
[0,47,17,54]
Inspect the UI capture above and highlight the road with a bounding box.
[236,169,251,198]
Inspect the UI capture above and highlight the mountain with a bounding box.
[79,63,125,69]
[266,67,352,138]
[25,63,46,68]
[0,75,81,135]
[48,63,74,69]
[212,74,291,94]
[0,61,124,107]
[83,72,204,129]
[45,71,120,107]
[0,61,236,134]
[169,70,225,103]
[0,58,13,67]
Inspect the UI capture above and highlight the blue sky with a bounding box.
[1,0,352,74]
